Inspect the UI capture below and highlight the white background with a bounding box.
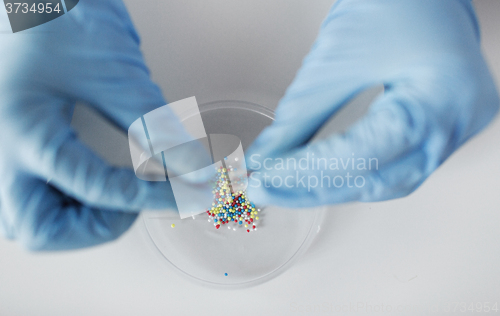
[1,0,500,315]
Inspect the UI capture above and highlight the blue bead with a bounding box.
[238,221,242,225]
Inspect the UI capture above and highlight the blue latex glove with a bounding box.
[247,0,499,207]
[0,1,192,250]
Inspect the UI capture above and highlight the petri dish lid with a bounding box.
[142,100,325,288]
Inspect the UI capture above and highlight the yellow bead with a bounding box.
[244,224,248,228]
[251,215,254,219]
[256,217,259,220]
[171,224,175,228]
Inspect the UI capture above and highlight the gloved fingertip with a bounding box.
[135,181,177,210]
[245,144,276,170]
[246,184,272,207]
[172,165,216,184]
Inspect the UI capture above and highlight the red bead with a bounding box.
[247,229,250,232]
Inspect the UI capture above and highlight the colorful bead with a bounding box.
[205,165,262,232]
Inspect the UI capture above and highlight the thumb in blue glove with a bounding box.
[0,0,210,250]
[246,0,499,207]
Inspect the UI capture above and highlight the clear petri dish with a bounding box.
[142,100,325,288]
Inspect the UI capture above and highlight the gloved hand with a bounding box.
[0,0,194,250]
[247,0,499,207]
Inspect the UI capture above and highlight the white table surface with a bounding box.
[1,1,500,315]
